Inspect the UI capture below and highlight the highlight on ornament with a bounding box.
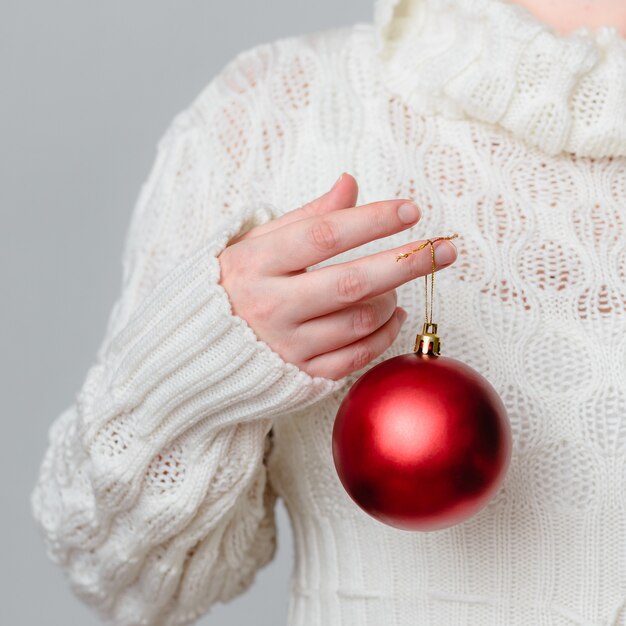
[332,233,512,532]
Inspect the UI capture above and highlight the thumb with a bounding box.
[302,172,359,217]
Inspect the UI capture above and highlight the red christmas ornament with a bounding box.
[332,235,512,531]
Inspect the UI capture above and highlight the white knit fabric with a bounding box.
[31,1,626,624]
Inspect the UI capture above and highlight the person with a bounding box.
[31,0,626,624]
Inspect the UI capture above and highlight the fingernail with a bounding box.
[397,308,408,323]
[434,240,457,266]
[398,201,421,224]
[332,172,345,190]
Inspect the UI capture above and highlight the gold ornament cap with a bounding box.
[414,322,441,355]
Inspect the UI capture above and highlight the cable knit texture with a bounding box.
[32,0,626,624]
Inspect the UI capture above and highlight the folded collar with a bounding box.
[372,0,626,157]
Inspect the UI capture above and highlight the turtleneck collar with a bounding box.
[372,0,626,157]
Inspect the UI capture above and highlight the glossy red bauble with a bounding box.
[332,352,511,531]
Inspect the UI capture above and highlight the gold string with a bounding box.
[395,234,459,325]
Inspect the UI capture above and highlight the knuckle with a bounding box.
[276,344,300,369]
[247,291,278,324]
[297,202,314,217]
[406,248,426,276]
[350,342,372,372]
[336,267,369,303]
[222,241,254,276]
[309,218,339,252]
[245,241,270,275]
[353,302,379,336]
[280,324,305,362]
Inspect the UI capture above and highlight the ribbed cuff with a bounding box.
[78,203,349,454]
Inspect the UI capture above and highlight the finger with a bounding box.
[252,196,422,275]
[302,306,406,381]
[231,172,359,244]
[291,290,397,361]
[289,237,457,321]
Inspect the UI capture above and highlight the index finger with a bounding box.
[229,173,359,245]
[250,198,421,275]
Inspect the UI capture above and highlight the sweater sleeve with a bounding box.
[30,47,348,626]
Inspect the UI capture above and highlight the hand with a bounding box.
[217,173,458,380]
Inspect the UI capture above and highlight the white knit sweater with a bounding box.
[31,0,626,624]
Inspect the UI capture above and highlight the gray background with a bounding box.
[1,3,371,624]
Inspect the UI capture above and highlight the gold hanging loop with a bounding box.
[395,233,459,355]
